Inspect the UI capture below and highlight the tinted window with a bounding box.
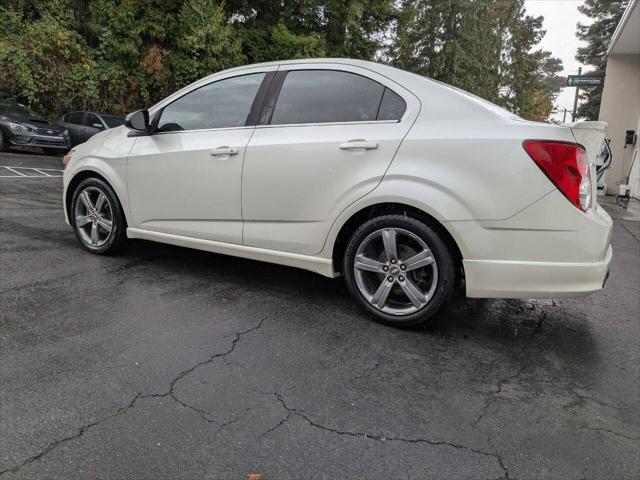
[157,73,265,132]
[85,113,101,127]
[377,88,406,121]
[68,112,84,124]
[101,115,124,128]
[271,70,385,125]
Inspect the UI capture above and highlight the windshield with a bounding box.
[0,99,46,121]
[101,115,125,128]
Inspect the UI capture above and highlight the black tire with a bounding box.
[344,214,457,327]
[70,177,126,254]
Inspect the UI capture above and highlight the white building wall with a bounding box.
[597,54,640,195]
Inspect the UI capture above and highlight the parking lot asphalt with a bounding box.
[1,151,639,479]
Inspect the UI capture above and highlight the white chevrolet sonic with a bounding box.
[63,59,613,327]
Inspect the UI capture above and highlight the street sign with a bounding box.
[567,75,604,87]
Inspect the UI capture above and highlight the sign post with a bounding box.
[567,67,605,122]
[571,67,581,122]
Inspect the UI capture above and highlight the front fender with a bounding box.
[63,127,135,226]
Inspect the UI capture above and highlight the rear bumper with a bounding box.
[451,189,614,299]
[464,244,612,298]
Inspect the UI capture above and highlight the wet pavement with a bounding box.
[1,151,639,479]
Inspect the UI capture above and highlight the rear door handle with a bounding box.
[210,147,239,157]
[339,140,378,150]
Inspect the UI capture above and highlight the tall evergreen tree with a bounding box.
[222,0,395,63]
[390,0,563,121]
[575,0,628,120]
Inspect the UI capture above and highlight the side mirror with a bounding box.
[92,123,104,129]
[125,109,149,132]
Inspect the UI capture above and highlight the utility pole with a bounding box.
[572,67,581,122]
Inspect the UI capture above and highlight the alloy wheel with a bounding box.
[353,228,438,316]
[74,186,114,248]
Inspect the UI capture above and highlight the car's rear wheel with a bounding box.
[344,215,457,327]
[71,178,126,254]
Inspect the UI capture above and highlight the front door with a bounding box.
[64,112,86,146]
[127,70,270,244]
[242,66,419,255]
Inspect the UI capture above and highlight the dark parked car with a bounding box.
[56,111,125,147]
[0,99,71,155]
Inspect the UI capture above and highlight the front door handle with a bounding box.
[339,140,378,150]
[210,147,239,157]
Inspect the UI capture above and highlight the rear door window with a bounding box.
[270,70,386,125]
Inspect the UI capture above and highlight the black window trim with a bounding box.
[151,71,274,135]
[258,68,407,128]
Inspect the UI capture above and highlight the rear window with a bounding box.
[271,70,386,125]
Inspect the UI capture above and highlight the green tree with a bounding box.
[575,0,628,120]
[0,0,98,115]
[223,0,395,63]
[390,0,563,121]
[171,0,244,87]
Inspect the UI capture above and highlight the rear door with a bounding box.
[241,64,420,255]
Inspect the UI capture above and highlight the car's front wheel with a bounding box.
[344,215,457,327]
[70,178,126,254]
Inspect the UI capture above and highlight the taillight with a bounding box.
[523,140,591,212]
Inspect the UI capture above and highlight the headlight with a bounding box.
[63,129,69,136]
[9,122,31,132]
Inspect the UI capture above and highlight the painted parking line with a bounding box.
[0,166,64,178]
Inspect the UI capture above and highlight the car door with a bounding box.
[65,112,86,146]
[241,65,420,255]
[82,113,105,142]
[126,68,275,244]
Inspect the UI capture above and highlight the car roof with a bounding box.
[152,57,524,124]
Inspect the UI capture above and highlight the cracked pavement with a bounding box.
[1,152,639,479]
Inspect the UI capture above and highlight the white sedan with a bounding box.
[63,59,613,327]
